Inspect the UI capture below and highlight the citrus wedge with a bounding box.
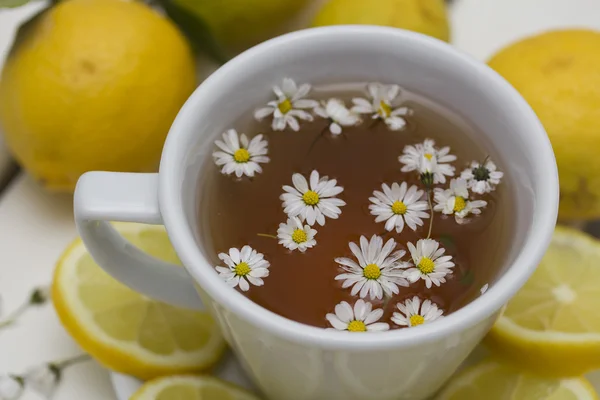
[130,375,261,400]
[486,226,600,376]
[52,222,226,379]
[437,359,598,400]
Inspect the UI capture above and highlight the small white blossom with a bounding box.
[335,235,409,300]
[351,83,410,130]
[277,217,317,252]
[401,239,455,288]
[254,78,318,131]
[326,299,389,332]
[280,170,345,226]
[0,375,23,400]
[434,178,487,224]
[313,98,362,135]
[461,159,503,194]
[216,246,270,291]
[24,365,59,398]
[391,296,444,328]
[399,139,456,184]
[213,129,270,178]
[369,182,429,233]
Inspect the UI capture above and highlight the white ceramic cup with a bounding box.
[74,26,558,400]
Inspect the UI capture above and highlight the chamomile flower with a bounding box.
[351,83,410,130]
[369,182,430,233]
[280,170,345,226]
[399,139,456,185]
[402,239,455,288]
[461,159,504,194]
[433,178,487,224]
[335,235,409,300]
[216,246,270,292]
[326,299,389,332]
[391,296,444,328]
[277,217,317,252]
[254,78,318,131]
[313,98,362,135]
[212,129,270,178]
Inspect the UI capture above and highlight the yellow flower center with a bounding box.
[347,320,367,332]
[391,200,407,215]
[233,148,250,163]
[234,262,251,277]
[424,153,433,160]
[410,315,425,326]
[363,263,382,280]
[302,190,320,206]
[278,98,293,114]
[418,257,435,274]
[291,229,307,244]
[453,196,466,212]
[378,100,392,117]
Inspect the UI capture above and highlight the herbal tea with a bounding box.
[200,79,511,331]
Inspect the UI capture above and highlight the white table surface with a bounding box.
[2,0,600,399]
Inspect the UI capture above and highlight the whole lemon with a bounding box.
[488,30,600,221]
[0,0,196,192]
[175,0,310,54]
[311,0,450,42]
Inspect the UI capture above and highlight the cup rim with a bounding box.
[159,26,558,349]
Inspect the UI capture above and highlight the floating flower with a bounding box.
[254,78,318,131]
[399,139,456,185]
[461,159,504,194]
[335,235,409,300]
[326,299,389,332]
[0,374,23,400]
[24,365,59,398]
[402,239,455,288]
[369,182,429,233]
[313,98,362,135]
[215,246,270,291]
[280,170,345,226]
[351,83,410,130]
[391,296,444,328]
[277,217,317,252]
[433,178,487,224]
[213,129,270,178]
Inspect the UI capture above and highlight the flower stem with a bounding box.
[0,301,30,330]
[53,354,92,370]
[306,124,330,157]
[257,233,277,239]
[427,190,434,239]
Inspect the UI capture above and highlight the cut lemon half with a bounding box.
[486,226,600,376]
[130,375,260,400]
[52,222,226,380]
[437,359,598,400]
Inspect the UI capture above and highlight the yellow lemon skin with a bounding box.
[311,0,450,42]
[0,0,196,192]
[488,30,600,220]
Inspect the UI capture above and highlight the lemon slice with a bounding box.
[437,359,597,400]
[130,375,260,400]
[52,222,226,380]
[486,226,600,376]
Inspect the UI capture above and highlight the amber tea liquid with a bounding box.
[199,83,512,329]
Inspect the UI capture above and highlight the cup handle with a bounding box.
[74,171,202,309]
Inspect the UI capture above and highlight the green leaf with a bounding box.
[438,233,455,249]
[156,0,229,65]
[0,0,36,8]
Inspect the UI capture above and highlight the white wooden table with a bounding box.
[1,0,600,398]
